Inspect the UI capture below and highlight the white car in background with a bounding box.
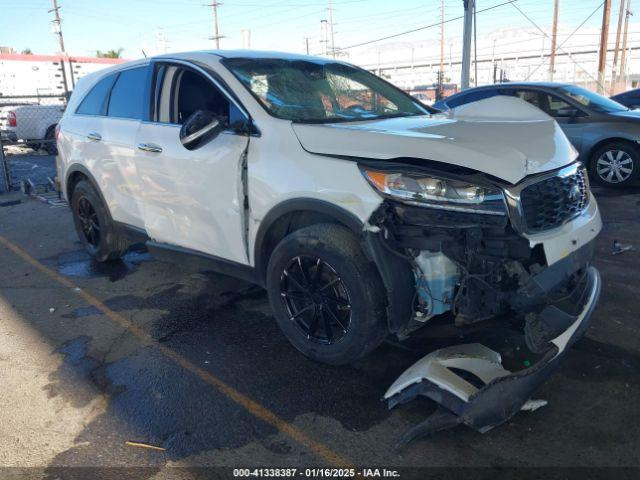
[56,51,602,433]
[0,104,64,153]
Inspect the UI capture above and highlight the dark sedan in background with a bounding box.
[611,88,640,110]
[434,83,640,188]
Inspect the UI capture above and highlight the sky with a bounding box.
[0,0,635,62]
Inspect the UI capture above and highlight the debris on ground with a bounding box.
[125,441,166,451]
[612,240,634,255]
[521,399,548,412]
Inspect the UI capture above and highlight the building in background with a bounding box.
[0,53,125,102]
[351,25,640,103]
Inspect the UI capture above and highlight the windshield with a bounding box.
[222,58,430,123]
[559,85,628,113]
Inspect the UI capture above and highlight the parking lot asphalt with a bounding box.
[0,185,639,478]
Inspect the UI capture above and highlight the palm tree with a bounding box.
[96,48,124,59]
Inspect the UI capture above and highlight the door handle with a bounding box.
[137,143,163,153]
[86,132,102,141]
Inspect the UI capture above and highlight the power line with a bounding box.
[512,1,607,89]
[331,0,519,53]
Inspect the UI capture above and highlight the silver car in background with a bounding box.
[434,82,640,188]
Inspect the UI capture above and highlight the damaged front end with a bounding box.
[361,160,602,440]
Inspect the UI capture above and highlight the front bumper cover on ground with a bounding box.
[384,266,601,444]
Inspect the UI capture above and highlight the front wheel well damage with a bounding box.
[254,200,365,285]
[66,170,89,200]
[254,201,412,334]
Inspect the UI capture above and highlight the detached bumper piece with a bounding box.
[384,266,601,444]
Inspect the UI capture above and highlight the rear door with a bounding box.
[134,61,251,264]
[99,65,150,228]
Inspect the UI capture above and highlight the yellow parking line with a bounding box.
[0,234,351,467]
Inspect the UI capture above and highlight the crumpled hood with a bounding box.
[291,96,577,184]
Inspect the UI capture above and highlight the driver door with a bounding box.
[135,61,251,264]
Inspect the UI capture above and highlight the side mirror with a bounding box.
[556,108,578,119]
[180,110,226,150]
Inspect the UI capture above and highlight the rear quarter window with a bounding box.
[76,74,117,116]
[107,66,148,120]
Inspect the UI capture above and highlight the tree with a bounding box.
[96,48,123,58]
[21,48,33,55]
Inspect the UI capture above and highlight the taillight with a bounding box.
[55,124,61,140]
[7,111,16,127]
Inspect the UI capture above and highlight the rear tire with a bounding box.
[70,180,127,262]
[44,125,58,155]
[266,223,388,365]
[589,141,639,187]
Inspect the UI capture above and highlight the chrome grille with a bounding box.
[519,167,589,232]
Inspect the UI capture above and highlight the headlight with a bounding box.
[362,169,506,215]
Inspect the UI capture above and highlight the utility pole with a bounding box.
[620,0,633,85]
[597,0,612,94]
[327,0,336,58]
[320,19,329,56]
[209,1,222,49]
[49,0,66,55]
[461,0,475,90]
[612,0,627,88]
[304,37,310,55]
[439,0,445,98]
[241,29,251,49]
[549,0,559,81]
[473,0,478,86]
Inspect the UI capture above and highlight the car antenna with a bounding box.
[141,49,148,58]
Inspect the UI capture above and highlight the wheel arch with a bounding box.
[253,198,364,285]
[65,164,111,218]
[586,137,639,164]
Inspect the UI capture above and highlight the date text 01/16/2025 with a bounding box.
[232,468,400,477]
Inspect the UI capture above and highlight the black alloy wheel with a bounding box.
[76,195,101,248]
[280,255,352,345]
[266,223,388,364]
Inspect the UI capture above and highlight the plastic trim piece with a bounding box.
[384,266,601,444]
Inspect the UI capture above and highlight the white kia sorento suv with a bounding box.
[57,51,601,370]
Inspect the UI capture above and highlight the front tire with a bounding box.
[70,180,127,262]
[589,142,639,187]
[266,223,388,365]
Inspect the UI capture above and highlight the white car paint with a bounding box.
[57,50,600,273]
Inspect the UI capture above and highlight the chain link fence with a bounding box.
[0,94,66,193]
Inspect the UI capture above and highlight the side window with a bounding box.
[544,94,573,116]
[513,90,544,110]
[447,89,498,108]
[76,74,117,116]
[107,66,148,120]
[154,64,244,126]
